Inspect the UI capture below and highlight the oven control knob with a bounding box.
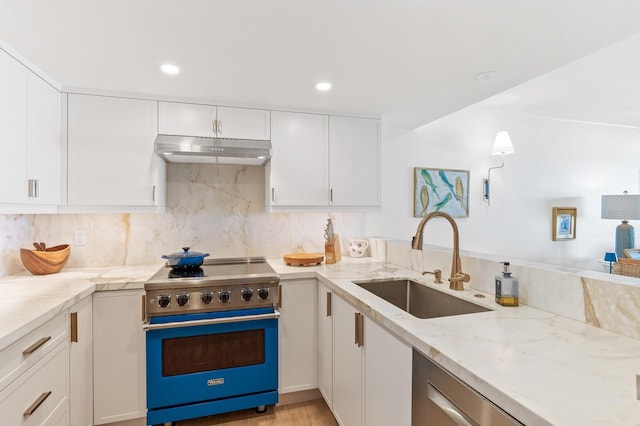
[218,290,231,303]
[200,291,213,304]
[241,289,254,301]
[176,293,189,306]
[258,288,269,300]
[158,294,171,308]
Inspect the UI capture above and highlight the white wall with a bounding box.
[369,105,640,270]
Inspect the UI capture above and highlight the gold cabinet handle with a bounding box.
[354,312,364,347]
[70,312,78,343]
[326,292,332,317]
[142,294,146,322]
[22,336,51,355]
[23,391,51,416]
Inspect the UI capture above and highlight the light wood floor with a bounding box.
[177,399,338,426]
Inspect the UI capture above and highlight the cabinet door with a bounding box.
[269,111,328,207]
[217,106,270,140]
[364,317,412,426]
[332,295,363,426]
[67,94,158,206]
[27,73,59,206]
[158,101,216,137]
[317,282,333,409]
[0,48,28,204]
[93,290,145,424]
[69,295,93,426]
[279,279,318,394]
[329,116,380,206]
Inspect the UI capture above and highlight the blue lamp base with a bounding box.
[615,221,635,258]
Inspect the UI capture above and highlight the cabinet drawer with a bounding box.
[0,313,67,392]
[0,342,69,426]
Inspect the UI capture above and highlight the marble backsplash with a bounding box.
[373,238,640,341]
[0,163,366,277]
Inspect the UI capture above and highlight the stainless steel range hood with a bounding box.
[155,135,271,166]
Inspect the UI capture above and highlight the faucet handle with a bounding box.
[448,272,471,291]
[422,269,443,284]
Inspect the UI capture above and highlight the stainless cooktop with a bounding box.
[146,256,279,289]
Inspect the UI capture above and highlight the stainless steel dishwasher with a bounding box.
[412,349,523,425]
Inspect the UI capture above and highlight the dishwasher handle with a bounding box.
[427,382,474,426]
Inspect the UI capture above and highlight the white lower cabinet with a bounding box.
[0,335,69,425]
[363,316,412,426]
[69,295,93,426]
[93,290,146,425]
[332,294,363,426]
[317,282,333,409]
[279,279,318,394]
[326,292,412,426]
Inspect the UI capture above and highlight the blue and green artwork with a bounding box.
[414,167,469,218]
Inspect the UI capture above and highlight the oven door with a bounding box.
[145,307,278,410]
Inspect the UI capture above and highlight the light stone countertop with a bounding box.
[1,258,639,425]
[0,263,163,352]
[271,257,640,426]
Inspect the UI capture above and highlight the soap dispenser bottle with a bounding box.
[495,262,519,306]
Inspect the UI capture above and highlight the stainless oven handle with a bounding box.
[142,310,280,331]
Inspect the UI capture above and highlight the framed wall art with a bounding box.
[623,249,640,260]
[413,167,469,218]
[552,207,577,240]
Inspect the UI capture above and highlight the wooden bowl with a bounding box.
[20,244,71,275]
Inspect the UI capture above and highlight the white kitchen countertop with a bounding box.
[271,257,640,426]
[0,264,163,352]
[0,258,638,425]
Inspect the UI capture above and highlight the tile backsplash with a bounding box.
[1,163,366,276]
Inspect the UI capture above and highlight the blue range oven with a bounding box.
[143,257,281,425]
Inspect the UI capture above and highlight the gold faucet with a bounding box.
[411,211,470,290]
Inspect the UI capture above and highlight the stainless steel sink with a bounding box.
[352,278,490,319]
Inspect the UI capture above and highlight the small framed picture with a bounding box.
[623,249,640,260]
[552,207,577,240]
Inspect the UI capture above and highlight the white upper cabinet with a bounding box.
[217,106,270,140]
[67,94,164,209]
[27,73,59,206]
[0,48,28,205]
[158,102,216,137]
[268,112,380,209]
[0,49,59,212]
[158,101,270,140]
[329,116,380,207]
[268,111,329,207]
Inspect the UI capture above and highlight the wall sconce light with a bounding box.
[483,131,515,206]
[601,191,640,258]
[603,252,618,274]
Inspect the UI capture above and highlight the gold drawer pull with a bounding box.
[23,391,51,416]
[22,336,51,355]
[71,312,78,342]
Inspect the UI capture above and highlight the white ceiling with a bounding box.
[480,32,640,129]
[2,0,640,129]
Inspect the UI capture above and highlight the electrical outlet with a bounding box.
[74,230,87,246]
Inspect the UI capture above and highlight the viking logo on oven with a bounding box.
[207,378,224,386]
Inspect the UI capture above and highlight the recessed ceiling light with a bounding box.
[476,71,502,81]
[316,82,332,91]
[160,64,180,75]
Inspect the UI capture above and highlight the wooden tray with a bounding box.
[283,253,324,266]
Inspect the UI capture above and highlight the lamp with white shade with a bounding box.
[601,191,640,258]
[483,131,515,206]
